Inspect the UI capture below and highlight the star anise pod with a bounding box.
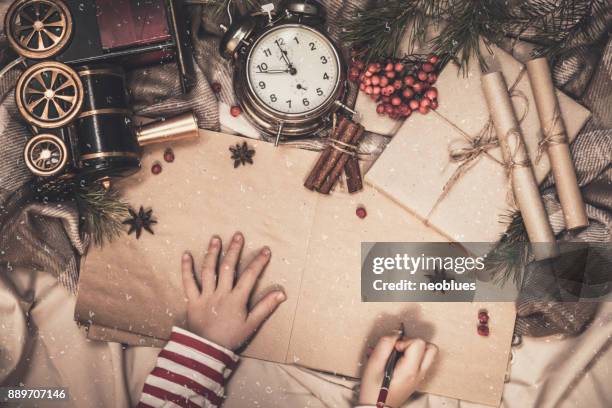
[229,141,255,168]
[122,206,157,239]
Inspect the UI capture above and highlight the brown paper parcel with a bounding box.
[75,130,515,406]
[365,44,590,245]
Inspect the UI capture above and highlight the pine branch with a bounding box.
[484,211,531,286]
[75,185,129,247]
[341,0,446,63]
[430,0,512,73]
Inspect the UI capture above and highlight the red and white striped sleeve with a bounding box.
[138,326,239,408]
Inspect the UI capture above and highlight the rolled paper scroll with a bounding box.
[481,71,559,260]
[526,58,589,230]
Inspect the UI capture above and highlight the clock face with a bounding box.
[246,25,341,116]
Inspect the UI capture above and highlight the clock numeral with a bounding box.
[323,72,330,80]
[293,36,299,44]
[302,98,310,106]
[258,81,266,89]
[257,63,268,72]
[286,100,292,108]
[275,38,284,46]
[270,94,277,102]
[263,48,272,57]
[309,42,316,51]
[316,88,324,96]
[320,56,328,64]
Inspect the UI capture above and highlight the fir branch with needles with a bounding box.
[341,0,447,63]
[506,0,605,58]
[430,0,512,73]
[75,185,130,247]
[484,211,531,286]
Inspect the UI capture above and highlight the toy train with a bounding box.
[4,0,197,182]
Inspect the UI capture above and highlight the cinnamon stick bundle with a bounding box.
[304,117,365,194]
[304,116,349,190]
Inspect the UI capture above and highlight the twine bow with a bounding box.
[535,106,567,163]
[425,67,529,222]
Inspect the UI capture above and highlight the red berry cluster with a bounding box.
[349,54,441,120]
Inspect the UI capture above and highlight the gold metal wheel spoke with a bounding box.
[19,11,34,24]
[22,29,36,47]
[33,72,47,89]
[16,24,33,33]
[40,5,56,22]
[54,80,73,93]
[37,30,44,50]
[52,99,65,116]
[41,99,50,120]
[44,20,64,28]
[42,28,60,44]
[27,96,45,111]
[54,94,74,103]
[26,86,44,95]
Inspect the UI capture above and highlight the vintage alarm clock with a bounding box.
[220,0,351,144]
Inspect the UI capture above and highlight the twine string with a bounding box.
[535,106,567,163]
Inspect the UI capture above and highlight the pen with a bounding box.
[376,323,405,408]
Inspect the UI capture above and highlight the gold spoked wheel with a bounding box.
[16,61,84,128]
[24,133,68,176]
[5,0,73,59]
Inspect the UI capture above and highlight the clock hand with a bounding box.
[275,41,294,69]
[256,68,291,74]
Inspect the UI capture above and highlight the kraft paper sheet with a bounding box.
[76,130,515,406]
[365,44,590,245]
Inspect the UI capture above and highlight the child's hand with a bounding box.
[358,335,438,407]
[181,232,286,351]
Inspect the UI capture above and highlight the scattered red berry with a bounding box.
[151,162,162,175]
[230,106,242,117]
[428,54,439,64]
[391,96,402,106]
[402,88,414,99]
[356,206,367,219]
[409,99,420,110]
[477,324,490,337]
[478,310,489,324]
[163,148,175,163]
[417,70,428,81]
[376,104,385,115]
[211,82,222,93]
